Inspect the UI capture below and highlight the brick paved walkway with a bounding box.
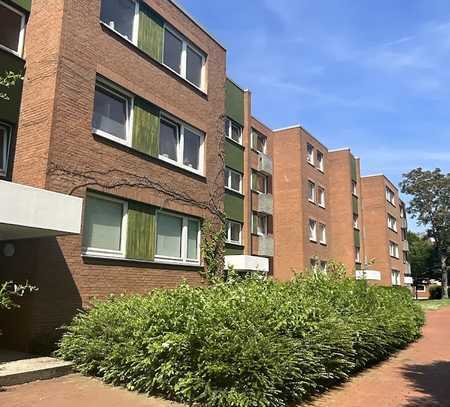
[1,307,450,407]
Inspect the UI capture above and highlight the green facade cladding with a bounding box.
[352,195,359,214]
[224,192,244,222]
[225,245,244,256]
[351,156,358,181]
[126,202,156,261]
[132,97,160,157]
[10,0,31,11]
[0,51,25,125]
[224,139,244,172]
[225,79,244,126]
[354,229,361,248]
[138,3,164,63]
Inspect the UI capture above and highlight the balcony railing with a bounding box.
[403,239,409,251]
[256,235,274,257]
[257,153,273,175]
[256,193,273,215]
[401,218,407,228]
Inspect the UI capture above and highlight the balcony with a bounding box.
[224,255,269,273]
[255,235,274,257]
[405,262,412,276]
[257,153,273,175]
[256,193,273,215]
[403,239,409,251]
[401,218,407,228]
[355,269,381,281]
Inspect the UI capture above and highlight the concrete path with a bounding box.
[1,307,449,407]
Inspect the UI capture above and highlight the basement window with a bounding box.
[0,1,26,57]
[0,124,10,176]
[391,270,400,286]
[100,0,139,43]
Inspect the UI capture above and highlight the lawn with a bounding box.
[418,299,450,311]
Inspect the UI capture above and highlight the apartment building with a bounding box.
[361,175,411,286]
[0,0,226,352]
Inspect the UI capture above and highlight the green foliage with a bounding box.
[0,70,23,101]
[0,281,37,311]
[57,272,424,406]
[200,219,226,282]
[407,231,439,278]
[429,284,443,300]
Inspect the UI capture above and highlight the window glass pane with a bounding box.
[0,4,22,52]
[100,0,135,40]
[183,128,200,169]
[186,46,202,87]
[0,127,6,171]
[164,29,182,74]
[230,222,241,242]
[187,219,199,260]
[230,171,241,191]
[159,120,178,161]
[256,174,266,193]
[92,86,127,140]
[230,123,241,143]
[257,216,266,235]
[156,213,182,258]
[256,134,266,153]
[224,168,230,187]
[83,196,123,251]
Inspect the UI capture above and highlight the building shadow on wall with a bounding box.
[401,361,450,406]
[0,237,82,355]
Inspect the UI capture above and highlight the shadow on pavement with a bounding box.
[402,361,450,407]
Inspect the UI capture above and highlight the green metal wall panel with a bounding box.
[225,245,244,256]
[224,138,244,172]
[126,202,156,261]
[10,0,31,11]
[225,79,244,126]
[0,51,25,124]
[355,263,362,270]
[351,156,358,181]
[138,3,164,63]
[132,97,160,157]
[352,195,359,214]
[354,229,361,248]
[224,192,244,222]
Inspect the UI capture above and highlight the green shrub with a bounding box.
[429,284,442,299]
[57,271,424,407]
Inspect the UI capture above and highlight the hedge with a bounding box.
[57,268,424,407]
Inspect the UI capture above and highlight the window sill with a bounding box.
[388,227,398,233]
[225,241,244,247]
[0,43,24,60]
[100,22,208,98]
[225,136,245,149]
[318,204,326,209]
[319,241,327,246]
[158,154,203,177]
[225,186,244,196]
[309,238,317,243]
[306,160,315,167]
[308,199,316,204]
[93,129,131,147]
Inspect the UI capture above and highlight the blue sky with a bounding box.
[179,0,450,231]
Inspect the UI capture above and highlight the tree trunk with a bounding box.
[442,254,449,299]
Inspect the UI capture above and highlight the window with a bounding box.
[355,247,361,263]
[100,0,138,42]
[317,187,325,207]
[320,261,327,271]
[386,187,395,206]
[252,213,268,236]
[0,124,10,176]
[225,119,243,144]
[308,219,317,242]
[416,285,426,293]
[252,171,268,194]
[226,220,242,245]
[391,270,400,286]
[307,180,316,203]
[163,26,205,90]
[310,257,319,269]
[387,214,397,232]
[252,130,266,154]
[353,214,359,229]
[225,167,242,193]
[156,211,200,264]
[319,223,327,245]
[316,150,324,171]
[352,181,358,196]
[82,194,127,258]
[306,143,314,164]
[0,1,25,56]
[159,116,204,174]
[92,82,131,145]
[401,228,407,241]
[403,251,408,263]
[389,241,399,258]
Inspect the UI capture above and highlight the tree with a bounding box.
[0,70,23,101]
[407,231,436,278]
[400,168,450,298]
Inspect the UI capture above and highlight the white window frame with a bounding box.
[306,143,314,165]
[353,213,359,229]
[100,0,140,44]
[252,171,268,194]
[159,113,205,175]
[0,0,26,57]
[92,79,134,147]
[319,223,327,245]
[386,187,396,206]
[391,270,400,286]
[352,180,358,196]
[251,129,267,154]
[317,186,325,208]
[316,150,324,171]
[225,118,243,145]
[226,220,242,245]
[0,123,11,176]
[307,180,316,203]
[389,241,399,258]
[225,167,243,194]
[155,210,201,265]
[81,193,128,259]
[253,213,268,237]
[163,24,206,92]
[387,214,397,232]
[355,247,361,263]
[309,218,317,242]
